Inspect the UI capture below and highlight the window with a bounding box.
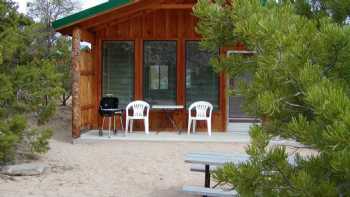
[186,41,219,110]
[144,41,177,105]
[149,65,168,90]
[102,41,134,108]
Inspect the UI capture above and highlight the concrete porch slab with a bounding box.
[74,130,251,144]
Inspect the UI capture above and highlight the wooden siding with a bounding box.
[82,5,227,132]
[94,9,200,40]
[80,51,96,130]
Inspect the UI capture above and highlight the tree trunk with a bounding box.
[62,92,71,106]
[62,92,68,106]
[45,95,48,106]
[62,93,66,106]
[71,28,81,138]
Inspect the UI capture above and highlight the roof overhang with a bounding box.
[53,0,135,34]
[53,0,195,35]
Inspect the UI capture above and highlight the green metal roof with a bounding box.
[52,0,131,30]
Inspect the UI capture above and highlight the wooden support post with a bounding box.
[72,27,81,138]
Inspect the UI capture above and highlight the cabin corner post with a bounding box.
[72,27,81,138]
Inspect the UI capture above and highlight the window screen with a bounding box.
[144,41,177,105]
[102,41,134,108]
[186,41,219,110]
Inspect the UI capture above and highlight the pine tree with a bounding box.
[27,0,80,55]
[293,0,350,25]
[0,0,67,164]
[194,0,350,196]
[51,36,72,106]
[27,0,80,105]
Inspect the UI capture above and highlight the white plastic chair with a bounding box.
[125,100,150,135]
[187,101,213,136]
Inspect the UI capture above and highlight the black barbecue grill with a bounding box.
[99,97,124,137]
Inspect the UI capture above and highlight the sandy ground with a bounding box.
[0,106,247,197]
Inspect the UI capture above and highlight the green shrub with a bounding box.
[0,115,53,164]
[0,131,19,165]
[0,0,62,165]
[28,128,53,154]
[0,116,26,164]
[38,103,57,125]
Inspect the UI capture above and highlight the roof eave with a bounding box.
[52,0,132,32]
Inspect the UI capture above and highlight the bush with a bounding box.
[0,131,19,165]
[0,116,26,164]
[28,128,53,154]
[38,103,57,125]
[0,0,61,165]
[0,115,53,165]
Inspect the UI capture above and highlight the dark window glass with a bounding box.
[144,41,177,105]
[186,41,219,110]
[229,74,254,118]
[102,41,134,108]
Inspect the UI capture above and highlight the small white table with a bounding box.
[152,105,184,110]
[152,105,184,133]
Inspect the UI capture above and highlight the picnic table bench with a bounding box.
[183,186,238,197]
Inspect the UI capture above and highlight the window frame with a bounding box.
[149,64,169,90]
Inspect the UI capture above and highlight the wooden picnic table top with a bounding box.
[185,152,250,166]
[185,152,296,166]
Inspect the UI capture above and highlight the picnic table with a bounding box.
[152,105,184,133]
[185,152,250,189]
[184,152,297,197]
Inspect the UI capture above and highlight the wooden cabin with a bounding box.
[53,0,246,138]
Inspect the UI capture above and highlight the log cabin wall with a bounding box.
[86,2,227,132]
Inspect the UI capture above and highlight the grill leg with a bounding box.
[113,114,116,134]
[99,117,105,136]
[108,116,111,138]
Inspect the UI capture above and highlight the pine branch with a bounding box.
[271,161,299,194]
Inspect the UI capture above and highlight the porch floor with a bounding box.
[75,130,251,143]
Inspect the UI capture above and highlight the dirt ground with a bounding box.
[0,106,248,197]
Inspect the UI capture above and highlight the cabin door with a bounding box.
[228,78,257,132]
[228,78,255,122]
